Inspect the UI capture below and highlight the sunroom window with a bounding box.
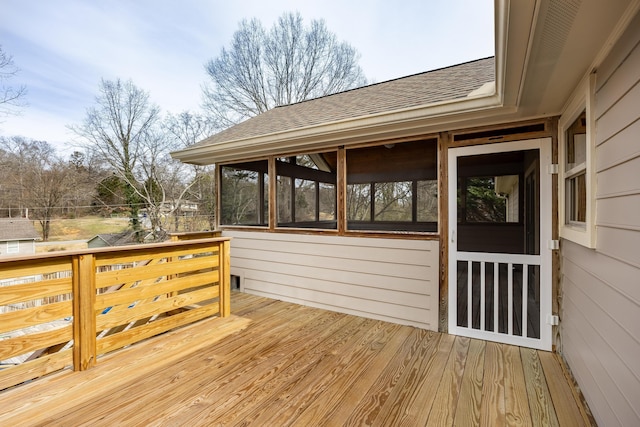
[220,160,268,226]
[346,139,438,232]
[276,152,337,229]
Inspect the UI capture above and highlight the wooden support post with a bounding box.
[337,147,347,235]
[72,254,97,371]
[219,240,231,317]
[438,132,450,334]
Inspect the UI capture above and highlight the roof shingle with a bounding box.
[195,57,495,147]
[0,218,40,241]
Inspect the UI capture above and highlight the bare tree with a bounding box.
[65,150,105,218]
[164,111,216,147]
[130,128,190,240]
[164,111,217,230]
[0,45,27,117]
[203,12,367,128]
[70,78,160,239]
[0,137,73,240]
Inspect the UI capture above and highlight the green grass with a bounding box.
[43,216,131,241]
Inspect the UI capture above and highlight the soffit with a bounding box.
[516,0,638,117]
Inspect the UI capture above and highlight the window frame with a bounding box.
[7,240,19,254]
[216,138,440,237]
[345,139,439,233]
[558,74,596,248]
[218,160,270,228]
[275,152,338,230]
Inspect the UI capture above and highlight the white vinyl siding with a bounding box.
[560,13,640,427]
[224,230,439,330]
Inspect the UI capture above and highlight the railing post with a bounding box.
[72,254,97,371]
[219,240,231,317]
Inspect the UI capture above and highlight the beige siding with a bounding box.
[560,13,640,427]
[223,230,439,330]
[0,240,35,257]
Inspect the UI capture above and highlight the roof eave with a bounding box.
[172,91,514,165]
[171,0,526,166]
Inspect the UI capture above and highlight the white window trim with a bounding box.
[558,73,597,248]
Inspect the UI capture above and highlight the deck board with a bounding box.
[0,292,592,426]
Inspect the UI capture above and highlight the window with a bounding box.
[276,152,337,229]
[220,160,268,226]
[565,111,587,224]
[346,139,438,232]
[559,75,596,247]
[7,241,19,254]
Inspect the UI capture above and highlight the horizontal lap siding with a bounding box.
[224,230,439,330]
[561,14,640,427]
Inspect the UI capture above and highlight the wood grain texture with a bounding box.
[0,257,72,281]
[0,278,72,306]
[0,300,72,334]
[0,325,72,361]
[94,270,218,309]
[454,338,486,427]
[504,344,533,426]
[426,336,470,426]
[94,253,218,287]
[93,243,219,267]
[481,341,506,426]
[521,346,561,427]
[539,351,586,427]
[72,254,96,371]
[0,349,72,391]
[95,286,218,330]
[0,293,592,426]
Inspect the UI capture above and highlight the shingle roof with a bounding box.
[194,57,495,148]
[89,231,137,247]
[0,218,40,241]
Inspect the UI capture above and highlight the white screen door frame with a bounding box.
[448,138,553,351]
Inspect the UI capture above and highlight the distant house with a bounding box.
[87,231,137,249]
[172,2,640,425]
[0,218,40,256]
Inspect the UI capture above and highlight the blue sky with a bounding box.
[0,0,494,154]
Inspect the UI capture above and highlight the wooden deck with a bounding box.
[0,292,592,426]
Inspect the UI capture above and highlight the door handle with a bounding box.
[451,230,455,243]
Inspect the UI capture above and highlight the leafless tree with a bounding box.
[70,78,160,239]
[203,12,367,128]
[0,45,27,118]
[0,137,73,240]
[127,127,198,241]
[164,111,217,231]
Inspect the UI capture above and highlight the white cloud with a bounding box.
[0,0,494,151]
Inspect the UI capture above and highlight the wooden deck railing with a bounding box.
[0,237,230,391]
